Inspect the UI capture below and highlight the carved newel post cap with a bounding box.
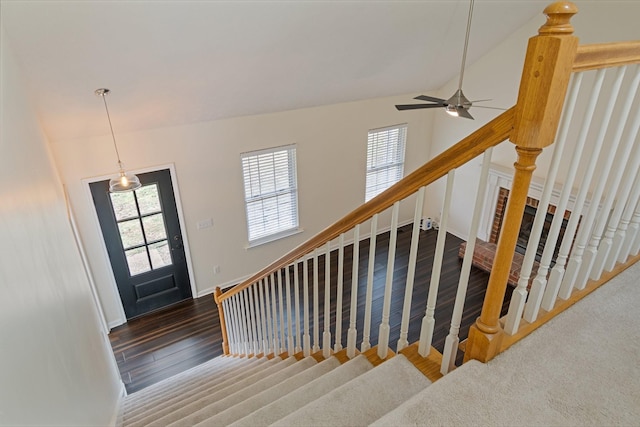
[539,1,578,35]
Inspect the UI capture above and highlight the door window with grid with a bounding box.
[241,144,299,246]
[365,124,407,201]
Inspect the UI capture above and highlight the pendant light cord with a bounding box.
[99,92,124,171]
[457,0,474,91]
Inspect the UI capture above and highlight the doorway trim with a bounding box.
[83,163,197,328]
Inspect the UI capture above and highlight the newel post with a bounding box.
[464,1,579,363]
[214,287,230,355]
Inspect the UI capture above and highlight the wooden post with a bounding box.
[464,1,579,363]
[214,287,230,355]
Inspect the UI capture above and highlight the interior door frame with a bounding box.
[83,163,197,328]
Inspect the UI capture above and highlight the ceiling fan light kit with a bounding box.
[95,88,142,193]
[396,0,502,120]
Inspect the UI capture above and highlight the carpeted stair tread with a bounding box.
[201,356,341,427]
[168,356,320,426]
[124,355,245,412]
[139,356,297,426]
[124,356,281,426]
[273,354,431,427]
[230,354,374,427]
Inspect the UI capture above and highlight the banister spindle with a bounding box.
[303,257,311,356]
[270,272,280,354]
[465,1,578,363]
[323,242,332,358]
[222,299,236,354]
[313,249,320,353]
[397,187,426,352]
[258,279,270,354]
[620,203,640,262]
[263,278,274,355]
[334,234,345,353]
[361,214,378,352]
[251,284,263,354]
[285,265,295,355]
[347,224,360,358]
[570,66,636,290]
[442,148,492,374]
[277,269,286,354]
[236,293,249,355]
[247,286,259,354]
[418,170,454,357]
[293,261,302,353]
[378,202,400,360]
[606,169,640,270]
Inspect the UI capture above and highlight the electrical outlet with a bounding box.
[197,218,213,230]
[213,265,221,274]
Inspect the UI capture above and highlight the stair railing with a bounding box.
[215,1,640,376]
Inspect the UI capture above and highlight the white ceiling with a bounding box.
[1,0,549,142]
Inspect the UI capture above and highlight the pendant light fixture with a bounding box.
[95,88,141,193]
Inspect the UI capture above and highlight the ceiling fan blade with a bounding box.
[471,99,492,103]
[457,108,474,120]
[396,104,445,110]
[414,95,447,103]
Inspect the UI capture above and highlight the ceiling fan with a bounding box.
[396,0,502,120]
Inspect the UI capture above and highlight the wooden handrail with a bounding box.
[218,107,516,302]
[573,41,640,72]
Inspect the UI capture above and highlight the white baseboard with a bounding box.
[109,380,127,427]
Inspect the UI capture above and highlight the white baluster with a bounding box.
[223,299,236,354]
[323,242,332,359]
[240,289,255,354]
[293,261,302,353]
[361,214,378,352]
[270,272,280,353]
[442,148,493,375]
[247,286,259,354]
[378,202,400,360]
[561,66,629,294]
[551,69,607,301]
[258,279,270,354]
[334,234,345,353]
[228,297,239,355]
[251,284,264,354]
[610,172,640,267]
[397,187,426,352]
[236,292,249,355]
[303,257,311,356]
[277,269,286,354]
[347,224,360,358]
[581,67,640,285]
[313,250,320,353]
[285,265,295,355]
[632,207,640,256]
[621,205,640,260]
[517,74,583,321]
[263,278,274,355]
[419,170,454,357]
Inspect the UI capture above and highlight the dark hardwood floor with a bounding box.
[110,226,512,394]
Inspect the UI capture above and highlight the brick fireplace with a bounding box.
[459,186,571,287]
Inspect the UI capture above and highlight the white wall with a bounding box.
[0,29,122,426]
[51,92,432,326]
[424,1,640,240]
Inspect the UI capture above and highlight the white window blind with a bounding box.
[365,124,407,202]
[241,144,299,244]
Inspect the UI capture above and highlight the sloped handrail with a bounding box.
[217,107,515,303]
[573,41,640,72]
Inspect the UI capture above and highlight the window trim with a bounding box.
[240,144,300,247]
[365,123,408,202]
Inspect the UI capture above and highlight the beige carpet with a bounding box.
[373,261,640,426]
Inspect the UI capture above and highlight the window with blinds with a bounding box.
[241,144,299,245]
[365,124,407,202]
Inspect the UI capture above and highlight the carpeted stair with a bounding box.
[121,350,432,427]
[121,262,640,426]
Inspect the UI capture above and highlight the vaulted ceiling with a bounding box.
[1,0,549,142]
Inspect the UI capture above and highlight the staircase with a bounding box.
[122,256,640,426]
[121,348,431,427]
[120,3,640,426]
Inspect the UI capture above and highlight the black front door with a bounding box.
[90,168,192,319]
